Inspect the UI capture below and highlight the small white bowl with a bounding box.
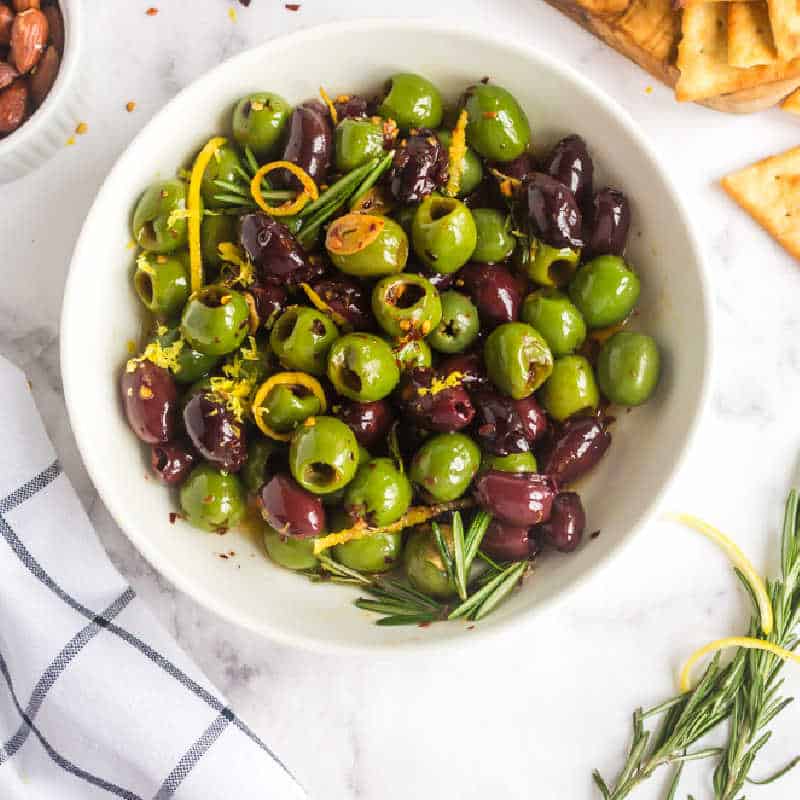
[61,19,712,654]
[0,0,84,184]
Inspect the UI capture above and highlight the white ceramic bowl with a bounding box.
[0,0,84,184]
[61,19,712,654]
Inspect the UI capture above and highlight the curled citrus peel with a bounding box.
[445,109,468,197]
[319,86,338,126]
[299,283,350,329]
[188,136,227,292]
[668,513,773,635]
[680,637,800,693]
[251,372,327,441]
[250,161,318,216]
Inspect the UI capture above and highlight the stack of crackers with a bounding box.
[546,0,800,112]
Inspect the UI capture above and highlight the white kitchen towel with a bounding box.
[0,356,304,800]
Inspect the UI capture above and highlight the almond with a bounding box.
[12,0,39,11]
[0,59,17,90]
[10,8,47,74]
[28,41,55,104]
[0,78,28,134]
[42,3,62,54]
[0,5,13,47]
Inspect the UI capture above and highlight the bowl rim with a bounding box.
[0,0,82,159]
[60,17,714,656]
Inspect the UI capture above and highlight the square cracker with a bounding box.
[722,147,800,260]
[728,2,777,68]
[767,0,800,61]
[676,4,800,101]
[782,86,800,113]
[612,0,679,64]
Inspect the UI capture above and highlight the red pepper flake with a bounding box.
[146,7,158,15]
[285,3,300,10]
[467,625,475,630]
[482,111,498,119]
[238,0,251,5]
[417,621,431,628]
[218,553,229,559]
[168,512,178,524]
[590,529,601,539]
[126,101,136,113]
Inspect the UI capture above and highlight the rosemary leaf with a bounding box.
[431,521,455,587]
[452,513,467,601]
[375,613,440,627]
[449,561,525,620]
[349,149,394,210]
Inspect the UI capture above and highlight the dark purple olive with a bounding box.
[513,396,548,444]
[437,353,489,390]
[458,262,524,327]
[339,399,394,448]
[541,414,611,485]
[247,281,287,328]
[260,473,326,538]
[121,360,177,445]
[540,492,585,552]
[309,277,374,330]
[151,441,196,486]
[543,135,594,211]
[388,128,448,204]
[472,392,548,455]
[239,213,321,286]
[272,100,332,189]
[333,94,369,120]
[399,367,475,433]
[587,188,631,257]
[406,261,454,291]
[494,152,534,182]
[524,172,584,249]
[473,470,557,526]
[481,519,533,562]
[183,392,247,472]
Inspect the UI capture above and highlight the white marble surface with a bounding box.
[3,1,800,797]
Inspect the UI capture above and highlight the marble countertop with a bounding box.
[3,1,800,797]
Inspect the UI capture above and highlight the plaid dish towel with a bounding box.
[0,356,304,800]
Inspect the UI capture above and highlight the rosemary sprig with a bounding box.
[594,489,800,799]
[312,511,527,627]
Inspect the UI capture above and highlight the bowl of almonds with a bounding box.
[0,0,82,184]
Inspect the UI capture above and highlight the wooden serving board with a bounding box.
[544,0,800,113]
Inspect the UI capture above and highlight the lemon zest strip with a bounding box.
[445,109,468,197]
[189,137,227,292]
[299,283,349,329]
[680,637,800,693]
[252,372,327,441]
[668,513,774,635]
[319,86,338,126]
[250,161,319,217]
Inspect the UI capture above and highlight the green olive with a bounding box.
[201,144,243,209]
[569,255,640,328]
[156,327,220,384]
[515,237,581,287]
[134,253,189,318]
[289,416,359,494]
[327,333,400,402]
[326,214,408,278]
[410,432,481,502]
[334,531,402,573]
[427,290,479,354]
[412,196,477,274]
[393,338,432,371]
[521,289,587,357]
[378,72,443,130]
[395,204,418,237]
[270,306,338,377]
[257,383,323,434]
[482,452,538,473]
[232,92,292,158]
[201,213,237,272]
[264,528,319,571]
[404,524,456,598]
[180,285,250,356]
[180,464,245,532]
[334,117,385,172]
[484,322,553,399]
[343,457,412,527]
[132,179,189,254]
[371,273,442,338]
[538,355,599,422]
[242,438,282,493]
[461,83,531,162]
[436,129,483,197]
[471,208,514,264]
[597,332,660,407]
